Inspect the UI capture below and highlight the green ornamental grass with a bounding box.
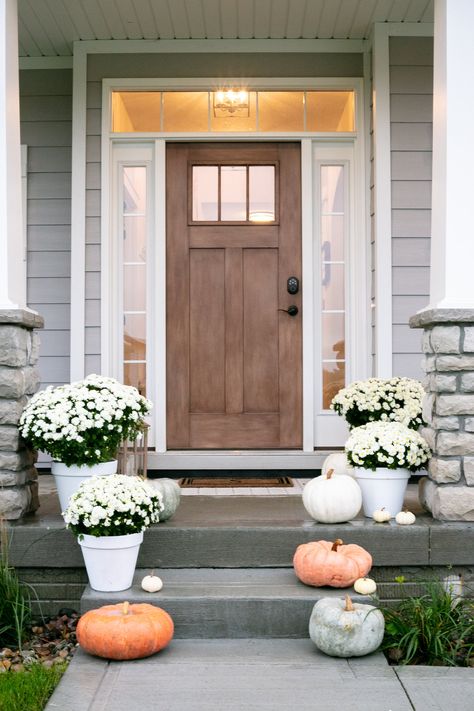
[0,523,31,650]
[382,581,474,666]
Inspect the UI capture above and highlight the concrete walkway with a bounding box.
[45,640,474,711]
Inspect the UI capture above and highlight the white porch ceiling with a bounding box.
[18,0,434,57]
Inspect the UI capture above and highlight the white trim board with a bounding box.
[147,451,338,471]
[102,78,367,454]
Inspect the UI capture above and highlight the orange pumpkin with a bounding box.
[77,601,174,660]
[293,538,372,588]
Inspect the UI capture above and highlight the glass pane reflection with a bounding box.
[124,363,147,396]
[124,313,146,360]
[322,313,345,360]
[192,166,219,221]
[221,166,247,221]
[322,362,345,409]
[249,166,275,222]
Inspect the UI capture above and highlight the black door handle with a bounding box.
[278,305,298,317]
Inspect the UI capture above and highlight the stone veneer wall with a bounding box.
[411,309,474,520]
[0,310,43,519]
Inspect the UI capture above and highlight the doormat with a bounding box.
[180,476,293,488]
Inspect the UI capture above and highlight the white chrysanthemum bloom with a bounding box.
[63,474,164,537]
[331,377,425,430]
[345,421,431,471]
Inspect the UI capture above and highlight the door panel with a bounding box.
[166,143,302,449]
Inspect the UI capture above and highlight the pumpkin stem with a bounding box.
[344,595,354,612]
[326,469,334,480]
[122,601,130,616]
[331,539,344,551]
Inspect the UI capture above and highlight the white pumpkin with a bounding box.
[395,510,416,525]
[354,577,377,595]
[141,572,163,593]
[372,507,391,523]
[309,595,385,658]
[146,478,181,521]
[322,453,353,477]
[302,470,362,523]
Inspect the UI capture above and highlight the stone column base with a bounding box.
[411,308,474,521]
[0,309,43,519]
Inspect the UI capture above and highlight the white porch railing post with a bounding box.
[429,0,474,311]
[0,0,25,309]
[411,0,474,521]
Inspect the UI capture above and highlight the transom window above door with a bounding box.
[192,164,276,223]
[111,90,355,133]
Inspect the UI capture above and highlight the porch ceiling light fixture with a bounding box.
[213,89,249,117]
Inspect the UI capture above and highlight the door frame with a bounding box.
[102,77,369,468]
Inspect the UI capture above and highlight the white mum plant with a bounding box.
[345,421,431,472]
[63,474,163,538]
[331,377,425,430]
[19,374,152,467]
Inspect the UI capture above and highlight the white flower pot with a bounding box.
[352,467,411,518]
[52,460,117,512]
[78,532,143,592]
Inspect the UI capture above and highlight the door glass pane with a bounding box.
[323,362,346,410]
[123,216,146,262]
[322,313,345,360]
[163,92,209,132]
[112,92,161,132]
[322,263,344,310]
[221,166,247,221]
[124,363,147,396]
[192,166,219,221]
[307,91,355,132]
[123,265,146,311]
[321,216,344,262]
[124,314,146,360]
[249,166,275,222]
[321,165,344,213]
[258,91,304,131]
[123,167,147,213]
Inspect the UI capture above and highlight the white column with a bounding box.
[429,0,474,309]
[0,0,25,309]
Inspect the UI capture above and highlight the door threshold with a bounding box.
[148,450,336,470]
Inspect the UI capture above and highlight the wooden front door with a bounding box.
[166,143,302,449]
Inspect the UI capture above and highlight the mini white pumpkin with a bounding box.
[309,595,384,657]
[141,572,163,593]
[302,469,362,523]
[372,507,391,523]
[395,509,416,525]
[354,577,377,595]
[322,453,353,477]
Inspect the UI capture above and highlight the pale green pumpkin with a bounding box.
[309,595,384,658]
[146,478,181,521]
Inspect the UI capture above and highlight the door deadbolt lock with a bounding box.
[287,276,300,295]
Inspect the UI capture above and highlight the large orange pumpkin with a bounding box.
[293,539,372,588]
[77,601,174,660]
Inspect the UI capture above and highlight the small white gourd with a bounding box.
[302,469,362,523]
[322,453,353,477]
[395,509,416,525]
[372,507,391,523]
[353,577,377,595]
[141,572,163,593]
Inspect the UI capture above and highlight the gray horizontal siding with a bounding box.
[20,68,72,391]
[390,36,433,383]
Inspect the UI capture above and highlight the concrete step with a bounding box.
[13,495,435,571]
[46,642,415,711]
[81,568,370,638]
